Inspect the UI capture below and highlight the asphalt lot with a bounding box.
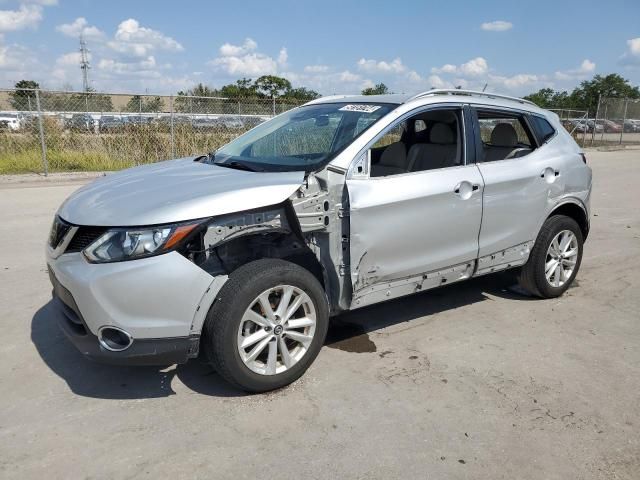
[1,149,639,479]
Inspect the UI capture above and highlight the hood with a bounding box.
[57,157,305,226]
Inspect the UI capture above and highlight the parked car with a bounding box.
[622,119,640,133]
[68,113,95,132]
[567,119,589,133]
[46,89,592,392]
[0,113,22,131]
[98,116,124,132]
[585,120,604,133]
[596,119,622,133]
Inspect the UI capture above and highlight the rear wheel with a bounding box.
[518,215,583,298]
[202,259,329,393]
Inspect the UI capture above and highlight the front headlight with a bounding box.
[83,221,202,263]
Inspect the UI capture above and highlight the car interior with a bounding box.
[477,112,535,162]
[370,109,463,177]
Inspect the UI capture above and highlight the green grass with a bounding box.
[0,127,245,174]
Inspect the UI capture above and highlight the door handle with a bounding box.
[454,181,480,199]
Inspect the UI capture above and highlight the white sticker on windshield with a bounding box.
[339,104,381,113]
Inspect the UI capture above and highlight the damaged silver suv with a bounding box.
[47,89,592,392]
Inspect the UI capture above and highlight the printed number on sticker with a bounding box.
[339,104,381,113]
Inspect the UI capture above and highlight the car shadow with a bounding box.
[326,271,536,352]
[30,301,248,399]
[31,271,534,399]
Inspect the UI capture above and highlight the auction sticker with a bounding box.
[339,104,381,113]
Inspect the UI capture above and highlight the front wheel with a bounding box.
[202,259,329,393]
[518,215,584,298]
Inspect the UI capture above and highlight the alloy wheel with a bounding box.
[236,285,317,375]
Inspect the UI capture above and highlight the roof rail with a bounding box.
[408,89,537,106]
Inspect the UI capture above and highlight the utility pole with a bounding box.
[79,35,91,92]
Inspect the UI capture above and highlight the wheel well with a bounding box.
[184,231,326,289]
[549,202,589,239]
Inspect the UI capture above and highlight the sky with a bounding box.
[0,0,639,96]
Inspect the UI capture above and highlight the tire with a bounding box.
[202,259,329,393]
[518,215,584,298]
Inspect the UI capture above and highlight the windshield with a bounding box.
[210,102,394,172]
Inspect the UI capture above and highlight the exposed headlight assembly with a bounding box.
[83,221,202,263]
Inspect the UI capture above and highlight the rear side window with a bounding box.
[475,109,537,163]
[530,115,556,144]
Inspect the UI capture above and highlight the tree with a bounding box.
[361,83,389,96]
[9,80,40,110]
[219,78,259,98]
[254,75,292,98]
[175,83,221,113]
[283,87,321,101]
[125,95,164,113]
[177,83,220,98]
[571,74,640,115]
[524,73,640,114]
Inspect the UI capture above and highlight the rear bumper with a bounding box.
[50,268,199,366]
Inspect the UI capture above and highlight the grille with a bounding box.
[49,216,71,249]
[65,226,108,253]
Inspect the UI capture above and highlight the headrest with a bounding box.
[429,123,454,144]
[490,123,518,147]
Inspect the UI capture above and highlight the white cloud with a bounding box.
[620,38,640,66]
[22,0,58,5]
[282,69,373,95]
[357,57,406,74]
[0,4,42,33]
[555,59,595,80]
[56,17,104,40]
[209,38,282,76]
[432,57,488,77]
[339,70,362,82]
[491,73,539,89]
[481,20,513,32]
[426,74,452,89]
[460,57,488,76]
[431,63,457,74]
[98,56,160,76]
[56,51,91,67]
[107,19,183,57]
[304,64,329,73]
[277,47,288,66]
[219,38,257,57]
[210,53,277,76]
[0,40,41,87]
[406,70,422,83]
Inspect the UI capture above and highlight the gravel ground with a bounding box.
[0,149,638,479]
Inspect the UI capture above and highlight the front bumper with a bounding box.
[46,244,227,366]
[50,268,200,365]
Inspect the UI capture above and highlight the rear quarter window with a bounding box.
[530,116,556,144]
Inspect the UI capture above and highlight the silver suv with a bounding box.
[46,89,592,392]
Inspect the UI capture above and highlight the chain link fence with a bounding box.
[550,98,640,147]
[549,108,589,147]
[588,97,640,146]
[0,88,308,175]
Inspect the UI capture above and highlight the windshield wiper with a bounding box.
[214,160,262,172]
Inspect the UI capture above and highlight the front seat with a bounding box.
[484,123,529,162]
[407,123,458,172]
[371,142,407,176]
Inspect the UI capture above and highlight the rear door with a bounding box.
[472,107,565,258]
[346,105,483,296]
